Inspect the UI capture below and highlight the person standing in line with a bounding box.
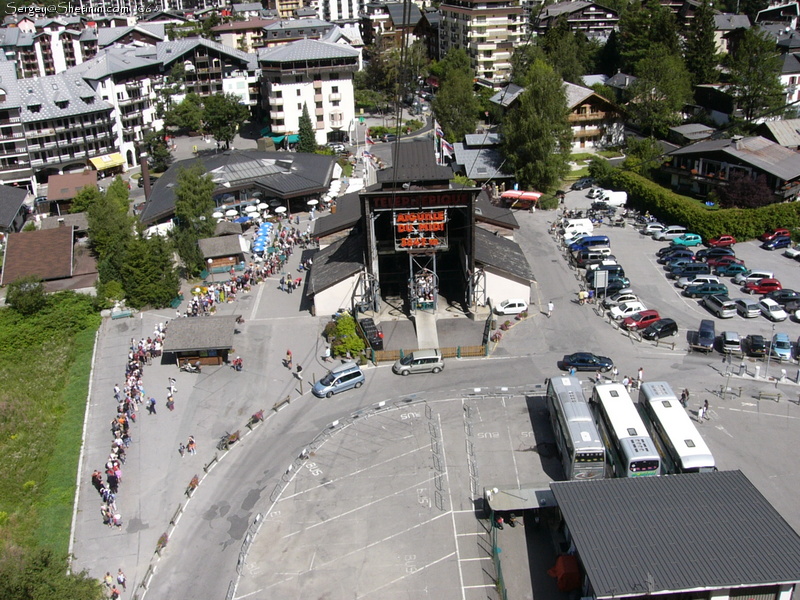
[611,366,619,382]
[547,301,554,318]
[622,375,631,392]
[117,569,126,590]
[104,572,113,588]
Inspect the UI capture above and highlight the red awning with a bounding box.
[520,192,542,202]
[501,191,524,200]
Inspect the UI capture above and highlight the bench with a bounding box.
[272,395,291,412]
[757,391,781,402]
[111,309,133,320]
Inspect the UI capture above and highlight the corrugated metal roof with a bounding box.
[257,38,359,63]
[162,315,239,353]
[761,119,800,147]
[551,471,800,599]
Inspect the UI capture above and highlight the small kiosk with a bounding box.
[162,315,241,367]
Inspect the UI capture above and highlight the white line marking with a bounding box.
[459,557,492,562]
[355,552,457,599]
[438,412,467,600]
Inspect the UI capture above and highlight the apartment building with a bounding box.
[315,0,369,23]
[260,18,336,47]
[211,18,278,52]
[258,38,359,144]
[532,0,619,40]
[438,0,524,88]
[361,2,423,47]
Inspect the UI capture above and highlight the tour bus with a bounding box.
[591,383,661,477]
[546,376,606,480]
[638,381,716,474]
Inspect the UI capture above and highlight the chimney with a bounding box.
[57,217,65,226]
[140,151,151,202]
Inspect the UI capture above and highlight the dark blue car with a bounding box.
[560,352,614,372]
[761,236,792,251]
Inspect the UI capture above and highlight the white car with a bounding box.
[676,275,720,289]
[494,299,529,316]
[640,222,665,236]
[784,245,800,259]
[610,301,647,320]
[587,187,607,199]
[602,291,638,308]
[759,298,788,322]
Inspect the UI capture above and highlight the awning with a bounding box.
[90,153,125,170]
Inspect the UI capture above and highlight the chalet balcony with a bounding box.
[571,111,607,122]
[574,127,602,138]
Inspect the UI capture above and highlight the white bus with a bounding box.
[591,383,661,477]
[546,377,606,480]
[638,381,716,474]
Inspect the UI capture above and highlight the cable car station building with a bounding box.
[309,141,534,348]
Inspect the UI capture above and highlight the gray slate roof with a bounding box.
[714,13,751,30]
[474,192,519,230]
[97,24,165,48]
[233,2,264,12]
[490,82,592,110]
[489,83,525,108]
[312,191,361,238]
[564,81,594,108]
[463,133,502,147]
[669,136,800,181]
[140,150,335,224]
[68,47,161,80]
[148,37,256,69]
[0,184,27,230]
[262,17,332,31]
[376,140,453,185]
[162,315,240,353]
[539,0,592,18]
[451,142,509,181]
[308,231,364,295]
[759,119,800,147]
[385,2,423,27]
[40,212,89,233]
[782,52,800,74]
[551,471,800,599]
[198,235,244,259]
[14,69,112,122]
[257,38,360,63]
[474,226,534,281]
[214,221,243,236]
[606,72,637,89]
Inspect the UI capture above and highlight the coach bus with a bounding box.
[591,382,661,477]
[546,377,606,480]
[638,381,716,474]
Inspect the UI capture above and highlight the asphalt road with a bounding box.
[73,186,800,600]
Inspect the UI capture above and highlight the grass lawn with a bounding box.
[0,294,99,555]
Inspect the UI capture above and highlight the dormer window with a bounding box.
[28,103,41,113]
[0,88,5,103]
[55,100,69,109]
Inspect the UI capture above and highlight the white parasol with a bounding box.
[244,205,258,213]
[307,199,319,206]
[212,211,224,219]
[274,206,287,214]
[257,202,269,210]
[225,209,238,217]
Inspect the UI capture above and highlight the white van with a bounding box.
[601,191,628,207]
[561,218,593,236]
[733,270,774,285]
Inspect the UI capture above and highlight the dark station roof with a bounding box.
[162,315,241,353]
[312,191,362,238]
[376,140,453,187]
[307,231,364,295]
[474,226,534,282]
[474,191,519,230]
[551,470,800,600]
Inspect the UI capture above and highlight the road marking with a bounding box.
[438,412,467,600]
[460,557,492,562]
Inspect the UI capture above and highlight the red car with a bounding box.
[707,235,737,247]
[744,278,782,295]
[760,228,791,242]
[707,255,745,268]
[622,310,661,330]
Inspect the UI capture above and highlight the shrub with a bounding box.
[538,195,560,210]
[6,275,47,316]
[330,313,366,357]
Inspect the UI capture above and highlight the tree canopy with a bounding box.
[164,93,203,132]
[617,0,681,72]
[501,60,572,192]
[201,93,250,148]
[297,104,317,153]
[69,184,102,214]
[628,50,692,137]
[683,0,719,86]
[171,163,216,276]
[726,28,785,122]
[5,275,47,316]
[0,548,104,600]
[143,129,173,173]
[432,48,479,142]
[536,16,596,84]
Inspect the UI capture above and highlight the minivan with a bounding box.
[569,235,611,252]
[586,264,625,281]
[733,270,773,285]
[562,218,593,236]
[653,225,688,241]
[721,331,742,354]
[312,361,365,398]
[702,294,736,318]
[392,349,444,376]
[575,249,614,268]
[668,263,711,280]
[696,319,715,352]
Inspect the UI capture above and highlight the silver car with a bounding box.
[733,298,760,318]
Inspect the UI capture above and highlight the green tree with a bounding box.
[683,0,719,85]
[0,548,104,600]
[5,275,47,316]
[432,48,479,142]
[501,60,572,192]
[618,0,681,72]
[171,163,216,276]
[69,184,102,214]
[622,136,665,179]
[717,172,775,208]
[202,93,250,149]
[87,183,133,262]
[628,50,692,137]
[297,104,317,153]
[537,16,591,83]
[726,28,785,122]
[105,176,130,212]
[143,129,173,173]
[120,234,180,308]
[164,93,203,133]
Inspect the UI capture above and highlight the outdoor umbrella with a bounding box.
[225,209,238,217]
[212,211,224,219]
[307,199,319,206]
[257,202,269,210]
[234,216,251,223]
[274,206,287,214]
[244,205,258,213]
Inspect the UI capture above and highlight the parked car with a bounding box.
[759,298,788,321]
[770,332,792,360]
[494,299,529,315]
[733,270,774,285]
[571,177,595,190]
[763,289,800,306]
[761,236,792,251]
[676,274,720,289]
[382,133,397,142]
[560,352,614,372]
[658,249,695,264]
[641,318,678,340]
[707,255,744,268]
[784,245,800,259]
[684,282,729,298]
[589,275,630,291]
[703,294,736,318]
[602,290,638,308]
[720,331,742,354]
[587,187,607,199]
[715,263,749,277]
[622,310,661,330]
[745,334,768,357]
[744,278,782,295]
[392,349,444,376]
[138,176,156,188]
[760,228,791,242]
[707,235,737,247]
[657,244,694,259]
[653,225,688,241]
[670,233,703,247]
[641,222,666,236]
[669,263,711,280]
[610,301,648,320]
[696,247,735,262]
[733,298,761,318]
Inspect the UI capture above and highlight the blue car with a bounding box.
[770,333,792,360]
[761,236,792,251]
[715,263,749,277]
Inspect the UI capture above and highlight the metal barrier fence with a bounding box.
[490,511,509,600]
[371,345,487,363]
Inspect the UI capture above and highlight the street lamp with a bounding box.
[208,258,214,283]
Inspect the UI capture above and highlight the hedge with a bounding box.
[601,170,800,241]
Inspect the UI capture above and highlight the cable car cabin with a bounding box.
[500,190,542,210]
